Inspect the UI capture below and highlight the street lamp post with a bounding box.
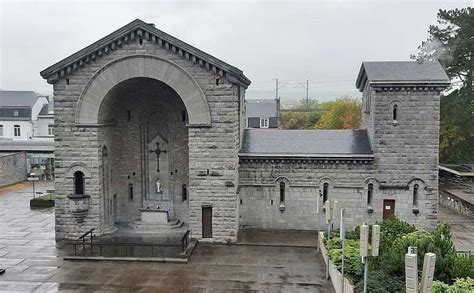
[27,173,39,199]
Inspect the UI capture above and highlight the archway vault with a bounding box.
[76,54,211,127]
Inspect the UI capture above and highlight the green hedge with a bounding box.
[324,218,474,292]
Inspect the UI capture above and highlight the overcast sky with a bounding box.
[0,0,470,104]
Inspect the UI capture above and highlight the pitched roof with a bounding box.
[240,129,373,159]
[246,99,277,117]
[0,91,39,108]
[40,19,251,87]
[38,101,54,116]
[355,61,450,91]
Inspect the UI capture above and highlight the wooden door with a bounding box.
[383,199,396,219]
[202,207,213,238]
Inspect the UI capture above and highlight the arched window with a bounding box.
[182,184,187,201]
[392,104,398,121]
[413,184,419,206]
[323,183,329,203]
[74,171,85,195]
[367,183,373,205]
[279,182,285,203]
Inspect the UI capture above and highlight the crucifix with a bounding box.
[149,142,167,173]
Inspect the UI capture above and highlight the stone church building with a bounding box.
[41,19,449,242]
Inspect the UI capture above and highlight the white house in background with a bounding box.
[0,91,50,139]
[0,91,54,179]
[245,99,279,129]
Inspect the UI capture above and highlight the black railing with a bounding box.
[76,228,95,256]
[70,229,192,258]
[181,230,191,252]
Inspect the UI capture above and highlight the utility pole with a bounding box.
[306,79,309,110]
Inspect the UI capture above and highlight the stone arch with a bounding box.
[66,163,91,179]
[76,54,211,126]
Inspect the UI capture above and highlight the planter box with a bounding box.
[30,198,55,208]
[319,231,355,293]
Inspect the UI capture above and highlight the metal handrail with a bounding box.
[76,228,95,256]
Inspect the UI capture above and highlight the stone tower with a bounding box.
[356,61,450,229]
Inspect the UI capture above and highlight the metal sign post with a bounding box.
[316,190,322,252]
[360,223,369,293]
[340,208,346,293]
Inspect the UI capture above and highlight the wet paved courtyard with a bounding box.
[0,182,333,292]
[438,204,474,252]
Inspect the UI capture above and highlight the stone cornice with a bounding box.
[40,19,251,88]
[239,155,374,165]
[370,82,450,92]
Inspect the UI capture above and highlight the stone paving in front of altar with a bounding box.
[0,182,333,292]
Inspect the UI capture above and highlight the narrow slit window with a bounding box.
[392,104,398,121]
[279,182,285,203]
[413,184,419,206]
[323,183,329,203]
[367,183,373,205]
[182,184,187,201]
[128,184,133,201]
[74,171,85,195]
[139,38,143,45]
[127,110,131,122]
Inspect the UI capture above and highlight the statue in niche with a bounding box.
[155,178,163,194]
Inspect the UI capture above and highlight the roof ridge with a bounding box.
[40,19,251,87]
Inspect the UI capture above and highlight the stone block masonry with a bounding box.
[0,152,27,187]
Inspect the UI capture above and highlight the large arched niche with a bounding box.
[76,54,211,126]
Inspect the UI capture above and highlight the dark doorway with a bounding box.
[202,206,212,238]
[383,199,396,219]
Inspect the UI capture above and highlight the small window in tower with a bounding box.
[367,183,373,205]
[127,110,131,122]
[413,184,419,206]
[323,183,329,203]
[393,104,398,121]
[279,182,285,203]
[182,184,187,202]
[128,184,133,201]
[139,38,143,46]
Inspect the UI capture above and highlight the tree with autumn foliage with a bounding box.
[279,97,361,130]
[316,97,361,129]
[412,7,473,163]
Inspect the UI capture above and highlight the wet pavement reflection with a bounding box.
[0,182,334,292]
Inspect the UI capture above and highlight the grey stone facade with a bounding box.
[41,20,250,242]
[41,20,449,242]
[0,152,27,187]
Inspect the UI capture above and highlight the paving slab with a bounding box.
[0,182,333,292]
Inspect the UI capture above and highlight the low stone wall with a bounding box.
[0,152,27,187]
[319,232,355,293]
[439,189,474,218]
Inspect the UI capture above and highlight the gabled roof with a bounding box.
[40,19,251,87]
[240,129,373,159]
[0,91,39,108]
[246,99,277,117]
[355,61,450,91]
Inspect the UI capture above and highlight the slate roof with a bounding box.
[0,91,39,108]
[240,129,373,159]
[38,102,54,116]
[40,19,251,87]
[0,138,54,152]
[246,99,277,117]
[356,61,450,91]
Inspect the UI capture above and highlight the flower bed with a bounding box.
[321,218,474,292]
[319,232,355,293]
